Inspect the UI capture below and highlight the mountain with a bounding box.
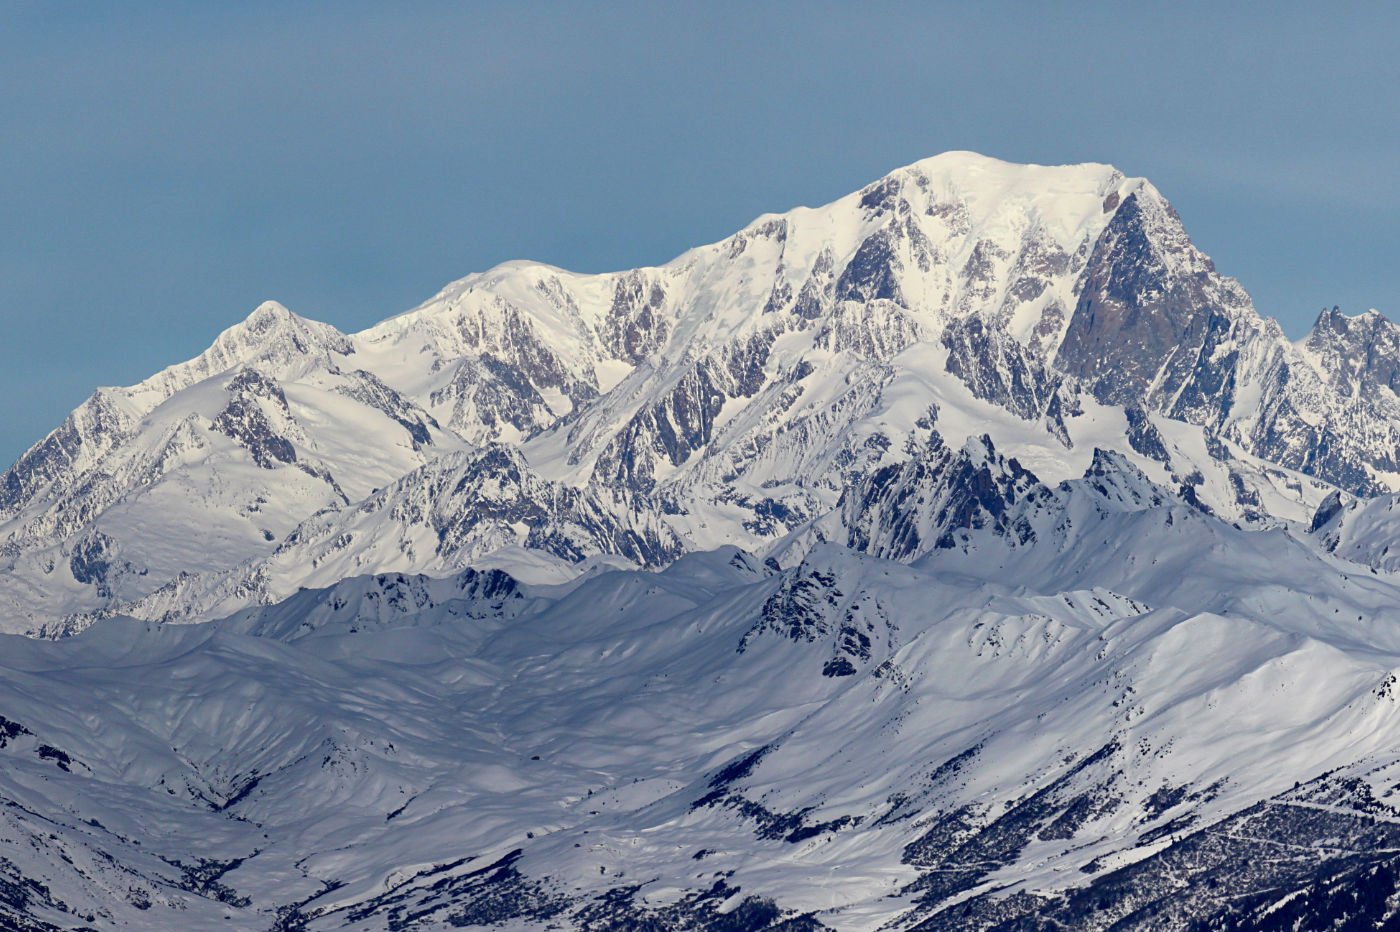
[5,151,1400,929]
[2,152,1380,635]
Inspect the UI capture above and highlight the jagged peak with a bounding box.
[1309,304,1396,334]
[1074,448,1168,511]
[210,299,351,354]
[958,432,999,462]
[111,301,354,415]
[243,298,294,326]
[1084,447,1153,480]
[1097,184,1214,274]
[1297,304,1400,396]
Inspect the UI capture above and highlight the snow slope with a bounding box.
[5,461,1400,929]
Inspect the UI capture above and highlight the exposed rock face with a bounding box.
[1261,306,1400,492]
[739,553,896,680]
[591,360,732,491]
[916,774,1400,931]
[334,369,437,451]
[211,368,300,469]
[429,354,557,441]
[603,271,670,364]
[1308,486,1400,571]
[835,433,1048,560]
[1307,306,1400,394]
[942,316,1079,444]
[1056,192,1245,415]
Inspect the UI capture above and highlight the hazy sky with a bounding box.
[2,3,1396,464]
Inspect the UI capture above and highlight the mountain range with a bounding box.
[4,152,1400,930]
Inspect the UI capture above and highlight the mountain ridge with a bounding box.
[7,458,1400,929]
[0,151,1390,636]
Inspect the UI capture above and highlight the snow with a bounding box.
[8,475,1400,927]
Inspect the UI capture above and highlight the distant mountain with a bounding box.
[7,152,1388,634]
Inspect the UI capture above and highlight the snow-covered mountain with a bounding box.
[4,152,1387,634]
[5,151,1400,929]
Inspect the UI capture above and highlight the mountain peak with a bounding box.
[1077,448,1168,511]
[1302,305,1400,396]
[217,298,331,345]
[1311,304,1394,332]
[883,151,1138,208]
[234,298,299,331]
[120,300,356,411]
[894,149,1124,179]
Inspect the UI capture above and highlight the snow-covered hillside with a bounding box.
[6,460,1400,930]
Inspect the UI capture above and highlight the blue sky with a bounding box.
[1,3,1396,464]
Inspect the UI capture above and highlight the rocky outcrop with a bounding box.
[836,433,1049,560]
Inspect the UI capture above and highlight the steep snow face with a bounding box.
[353,264,613,442]
[0,152,1386,635]
[8,467,1400,929]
